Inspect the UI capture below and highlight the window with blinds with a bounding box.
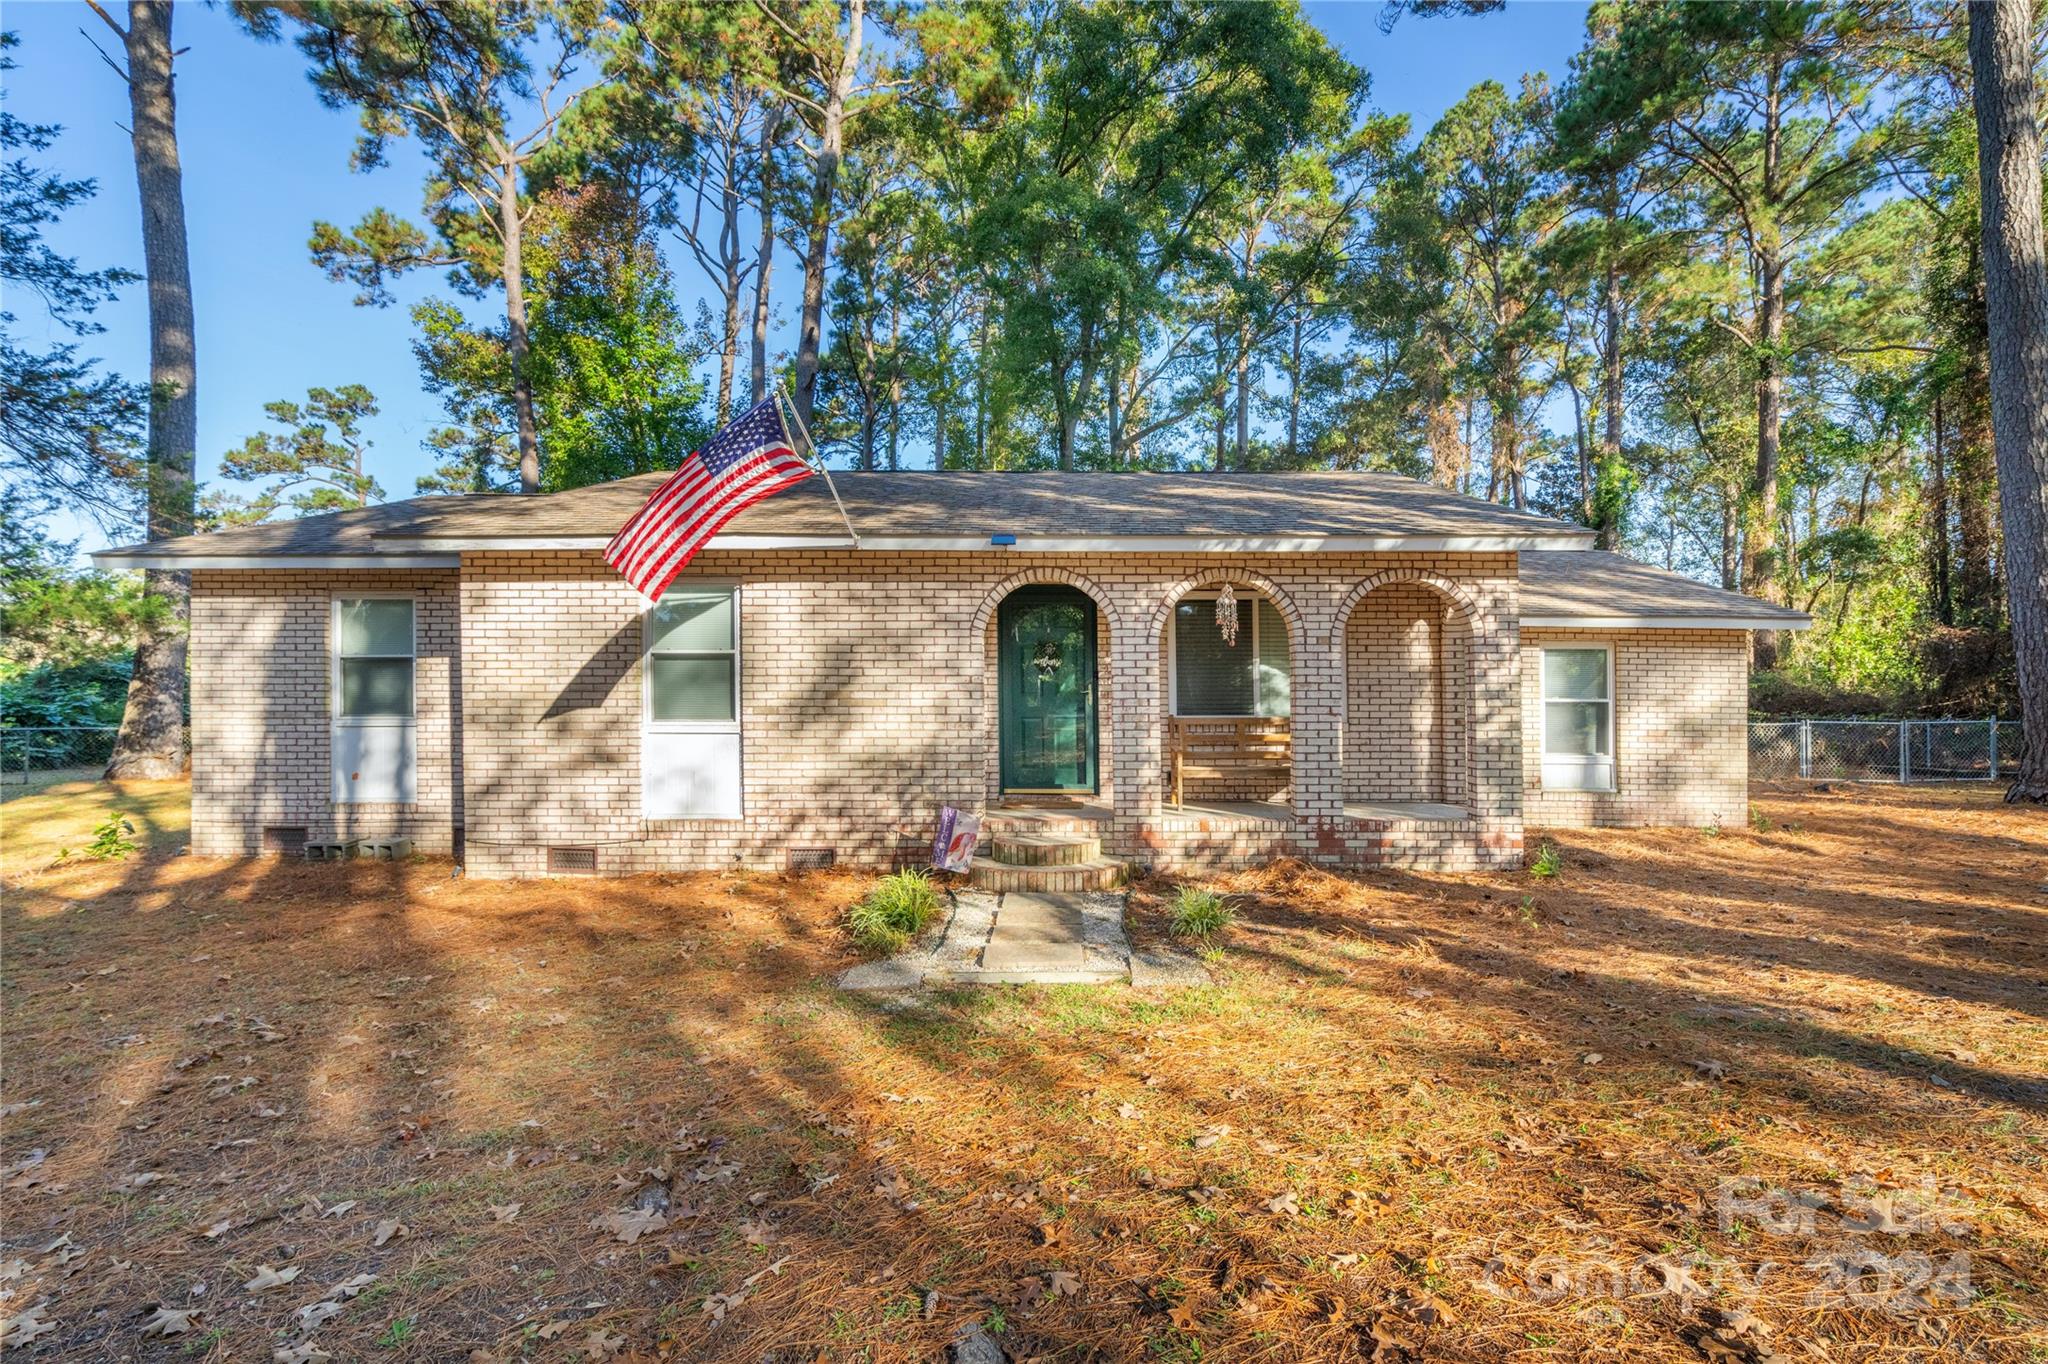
[1171,597,1291,717]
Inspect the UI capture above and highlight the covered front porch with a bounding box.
[976,561,1518,875]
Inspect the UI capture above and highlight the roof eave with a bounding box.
[366,531,1600,553]
[1520,613,1812,631]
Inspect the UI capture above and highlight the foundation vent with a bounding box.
[786,847,837,872]
[547,845,599,874]
[261,826,308,856]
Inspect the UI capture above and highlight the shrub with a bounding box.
[86,814,136,861]
[1528,841,1562,878]
[1168,885,1234,940]
[846,868,943,954]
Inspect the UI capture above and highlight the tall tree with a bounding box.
[209,386,384,524]
[1967,0,2048,801]
[86,1,197,780]
[744,0,902,429]
[1558,0,1914,666]
[243,0,609,494]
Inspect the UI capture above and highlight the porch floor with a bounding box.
[1343,800,1471,824]
[1163,798,1292,823]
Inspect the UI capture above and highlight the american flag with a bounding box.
[604,396,813,599]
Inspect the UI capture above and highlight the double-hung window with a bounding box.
[1170,596,1291,717]
[332,596,416,803]
[643,585,742,818]
[1540,646,1614,791]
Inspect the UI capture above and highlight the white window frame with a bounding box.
[1167,592,1290,719]
[330,592,417,804]
[1539,644,1616,792]
[641,581,743,819]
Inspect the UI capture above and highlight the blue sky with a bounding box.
[6,0,1591,555]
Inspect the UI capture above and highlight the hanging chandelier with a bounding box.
[1215,582,1240,647]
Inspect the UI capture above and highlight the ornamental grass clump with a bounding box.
[846,868,943,954]
[1168,884,1235,940]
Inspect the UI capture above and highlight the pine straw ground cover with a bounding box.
[1,780,2044,1363]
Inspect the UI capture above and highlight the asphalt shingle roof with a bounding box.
[90,473,1805,626]
[1519,550,1809,624]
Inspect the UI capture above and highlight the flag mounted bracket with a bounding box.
[775,383,861,550]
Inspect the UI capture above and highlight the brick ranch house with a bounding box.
[96,472,1808,880]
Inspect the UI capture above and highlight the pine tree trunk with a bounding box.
[1930,391,1953,626]
[794,0,862,427]
[1747,243,1785,668]
[1598,236,1625,550]
[751,108,779,406]
[500,170,540,493]
[1286,311,1303,464]
[107,0,195,781]
[1953,350,2001,623]
[1969,0,2048,801]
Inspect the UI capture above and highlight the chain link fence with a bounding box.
[0,726,121,787]
[1750,718,2026,783]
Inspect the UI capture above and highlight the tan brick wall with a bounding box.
[185,552,1559,875]
[188,569,460,855]
[456,550,1524,876]
[1520,627,1748,828]
[1345,581,1458,803]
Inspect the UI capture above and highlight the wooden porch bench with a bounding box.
[1168,717,1292,806]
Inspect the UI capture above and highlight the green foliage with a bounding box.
[209,385,384,524]
[525,187,712,489]
[1168,886,1235,940]
[0,31,145,532]
[0,501,161,674]
[86,814,137,861]
[1528,842,1562,879]
[410,299,523,495]
[845,869,944,955]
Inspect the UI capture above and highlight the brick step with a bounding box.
[986,832,1103,866]
[970,857,1125,894]
[982,814,1106,837]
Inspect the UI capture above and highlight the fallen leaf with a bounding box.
[321,1200,358,1219]
[273,1345,332,1364]
[245,1264,301,1292]
[202,1218,234,1240]
[584,1328,625,1359]
[592,1208,667,1244]
[1693,1059,1728,1081]
[371,1219,406,1247]
[141,1306,200,1337]
[1047,1269,1082,1298]
[0,1258,29,1282]
[1116,1102,1141,1120]
[1580,1052,1604,1066]
[294,1299,343,1330]
[488,1203,521,1223]
[1190,1124,1231,1149]
[326,1273,377,1299]
[1,1304,56,1348]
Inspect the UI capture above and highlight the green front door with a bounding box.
[998,587,1098,793]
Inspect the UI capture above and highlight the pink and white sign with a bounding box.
[932,807,980,872]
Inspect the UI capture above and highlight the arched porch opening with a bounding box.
[1337,574,1476,818]
[1152,573,1300,817]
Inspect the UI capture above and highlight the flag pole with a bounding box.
[776,382,859,549]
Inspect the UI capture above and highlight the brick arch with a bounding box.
[1334,568,1480,811]
[972,568,1123,637]
[976,569,1121,806]
[1332,568,1480,631]
[1143,567,1304,642]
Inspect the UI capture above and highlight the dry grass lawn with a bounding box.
[1,780,2044,1362]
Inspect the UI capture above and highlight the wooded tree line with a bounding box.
[3,0,2046,798]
